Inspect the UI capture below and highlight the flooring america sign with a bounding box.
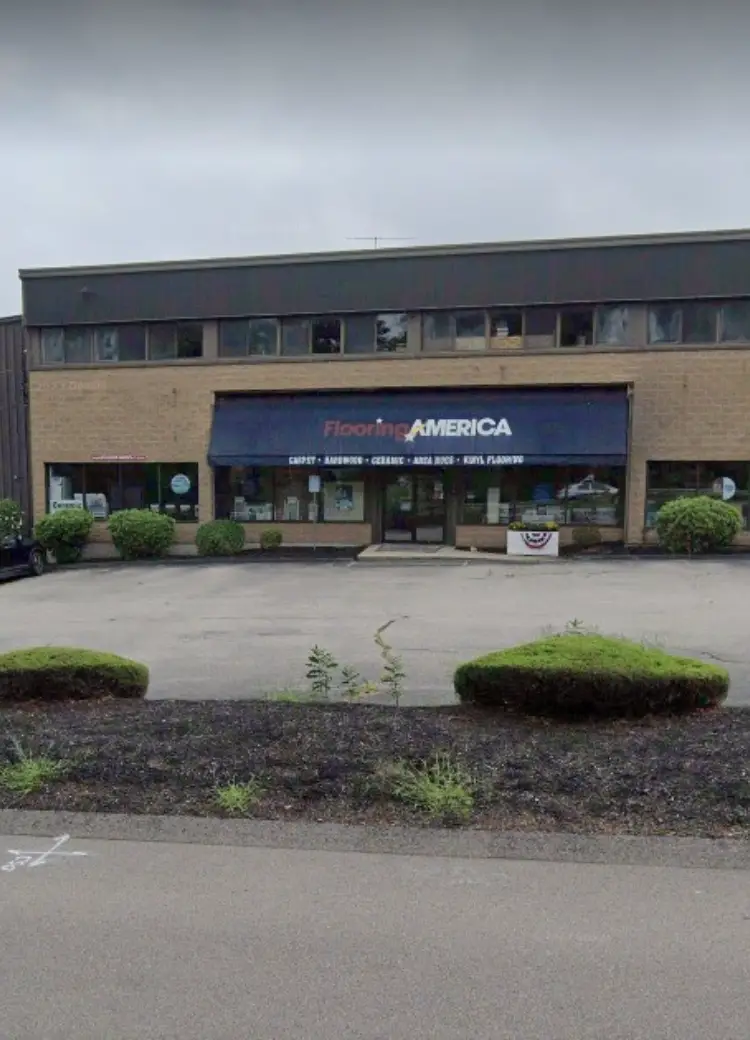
[323,417,512,442]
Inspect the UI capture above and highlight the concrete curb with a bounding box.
[1,810,749,870]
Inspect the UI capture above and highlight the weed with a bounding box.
[565,618,596,634]
[339,666,378,702]
[0,744,69,795]
[380,654,407,707]
[374,622,408,706]
[215,778,264,815]
[305,645,338,700]
[390,753,474,822]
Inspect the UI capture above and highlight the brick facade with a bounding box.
[27,341,750,550]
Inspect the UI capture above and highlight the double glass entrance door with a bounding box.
[383,472,445,543]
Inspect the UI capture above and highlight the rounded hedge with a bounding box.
[0,646,149,703]
[454,633,729,718]
[260,528,283,550]
[195,519,245,556]
[656,495,742,554]
[0,499,22,540]
[35,508,94,564]
[108,509,176,559]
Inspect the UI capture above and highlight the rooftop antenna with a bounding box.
[346,236,416,249]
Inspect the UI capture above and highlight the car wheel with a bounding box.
[28,549,45,576]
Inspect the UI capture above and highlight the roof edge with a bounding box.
[18,227,750,280]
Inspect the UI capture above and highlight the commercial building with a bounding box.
[19,228,750,555]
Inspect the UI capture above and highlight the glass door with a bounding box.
[383,474,414,541]
[383,472,445,543]
[413,474,445,543]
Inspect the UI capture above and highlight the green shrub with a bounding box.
[260,528,283,550]
[0,499,22,540]
[0,646,149,703]
[35,508,94,564]
[656,495,742,554]
[195,519,245,557]
[571,525,602,550]
[454,633,729,718]
[108,509,175,559]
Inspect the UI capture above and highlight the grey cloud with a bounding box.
[1,0,750,312]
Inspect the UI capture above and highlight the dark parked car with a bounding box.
[0,535,46,580]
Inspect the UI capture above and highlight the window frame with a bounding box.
[558,308,595,348]
[422,310,490,352]
[218,318,280,358]
[459,465,626,527]
[488,309,524,348]
[278,316,346,356]
[146,321,204,361]
[648,302,721,345]
[719,301,750,344]
[213,465,368,523]
[645,460,750,527]
[45,462,200,522]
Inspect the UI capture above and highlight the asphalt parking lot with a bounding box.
[1,557,749,704]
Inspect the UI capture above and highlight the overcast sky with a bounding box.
[1,0,750,312]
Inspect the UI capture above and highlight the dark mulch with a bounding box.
[1,700,749,837]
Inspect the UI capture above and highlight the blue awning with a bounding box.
[208,388,629,468]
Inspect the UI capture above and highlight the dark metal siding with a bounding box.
[0,317,30,522]
[21,237,750,326]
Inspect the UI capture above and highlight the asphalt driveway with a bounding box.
[0,557,748,704]
[4,831,750,1040]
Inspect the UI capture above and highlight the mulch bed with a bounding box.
[1,700,749,837]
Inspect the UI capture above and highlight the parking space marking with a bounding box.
[2,833,89,872]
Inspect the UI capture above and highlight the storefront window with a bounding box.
[214,467,274,522]
[47,463,85,509]
[275,467,315,520]
[646,462,750,527]
[213,466,366,522]
[563,467,623,525]
[461,467,625,526]
[460,471,511,525]
[84,463,123,515]
[320,468,366,522]
[159,464,200,522]
[510,468,568,523]
[45,463,198,521]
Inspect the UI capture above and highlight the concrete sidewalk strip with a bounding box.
[3,810,750,871]
[356,544,563,563]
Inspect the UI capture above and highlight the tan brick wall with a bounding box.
[456,525,625,550]
[242,522,370,546]
[28,346,750,545]
[82,521,368,558]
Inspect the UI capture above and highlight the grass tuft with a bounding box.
[215,778,264,815]
[390,753,474,822]
[0,752,69,795]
